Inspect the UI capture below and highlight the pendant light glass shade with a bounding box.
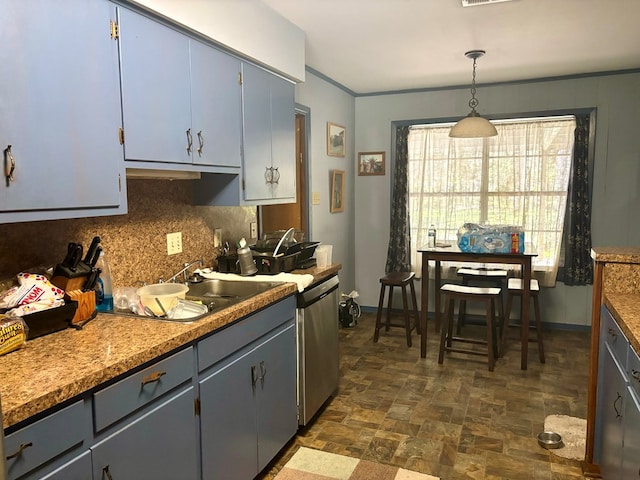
[450,50,497,138]
[449,112,498,138]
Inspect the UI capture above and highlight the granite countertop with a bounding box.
[604,293,640,355]
[591,246,640,264]
[0,264,341,429]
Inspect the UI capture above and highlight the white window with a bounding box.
[408,116,576,286]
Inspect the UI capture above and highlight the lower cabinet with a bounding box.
[91,388,198,480]
[3,298,298,480]
[199,298,297,479]
[595,305,640,480]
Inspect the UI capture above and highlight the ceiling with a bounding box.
[261,0,640,95]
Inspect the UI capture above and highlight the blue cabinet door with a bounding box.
[118,7,192,164]
[39,451,92,480]
[242,63,273,201]
[91,388,198,480]
[256,322,297,471]
[623,387,640,479]
[199,347,258,480]
[190,40,242,168]
[269,76,296,202]
[0,0,124,217]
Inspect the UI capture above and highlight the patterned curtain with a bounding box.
[558,114,593,285]
[385,126,411,272]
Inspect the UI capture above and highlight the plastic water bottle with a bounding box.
[427,225,436,248]
[95,251,114,311]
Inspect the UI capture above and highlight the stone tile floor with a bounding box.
[259,313,590,480]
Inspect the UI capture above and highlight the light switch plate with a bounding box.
[214,228,222,247]
[167,232,182,255]
[250,222,258,239]
[312,191,320,205]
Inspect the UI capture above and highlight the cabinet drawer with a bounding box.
[93,347,194,432]
[198,296,295,372]
[628,345,640,398]
[601,306,628,366]
[5,400,87,480]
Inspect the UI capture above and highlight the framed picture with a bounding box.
[330,170,345,213]
[327,122,346,157]
[357,151,386,176]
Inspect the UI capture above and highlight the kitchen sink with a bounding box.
[105,279,283,322]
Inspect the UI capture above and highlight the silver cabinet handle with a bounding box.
[259,360,266,386]
[613,392,623,418]
[4,144,15,186]
[251,365,258,387]
[264,167,273,184]
[272,167,280,184]
[186,128,193,154]
[197,131,204,156]
[102,465,114,480]
[141,371,166,386]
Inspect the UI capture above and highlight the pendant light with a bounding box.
[449,50,497,138]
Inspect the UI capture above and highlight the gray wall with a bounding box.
[354,72,640,327]
[295,72,357,295]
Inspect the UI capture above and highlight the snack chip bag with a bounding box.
[0,272,65,317]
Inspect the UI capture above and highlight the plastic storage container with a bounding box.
[95,251,113,311]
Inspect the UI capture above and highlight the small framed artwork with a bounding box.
[330,170,345,213]
[358,151,386,176]
[327,122,346,157]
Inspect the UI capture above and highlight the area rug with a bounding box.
[543,415,587,461]
[274,447,439,480]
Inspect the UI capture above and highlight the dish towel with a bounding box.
[195,269,315,293]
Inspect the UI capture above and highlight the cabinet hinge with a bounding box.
[118,173,122,192]
[241,178,245,191]
[118,127,125,145]
[194,397,201,416]
[110,20,119,40]
[238,72,242,85]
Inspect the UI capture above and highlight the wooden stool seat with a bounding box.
[501,278,545,363]
[374,271,420,347]
[456,267,508,334]
[438,283,503,371]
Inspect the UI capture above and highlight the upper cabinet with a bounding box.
[241,63,296,204]
[117,7,242,172]
[0,0,126,223]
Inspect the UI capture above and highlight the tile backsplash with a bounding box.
[0,179,256,289]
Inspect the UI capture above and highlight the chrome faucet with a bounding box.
[163,259,204,284]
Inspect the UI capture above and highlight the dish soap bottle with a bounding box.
[95,250,113,311]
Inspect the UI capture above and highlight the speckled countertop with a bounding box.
[591,246,640,264]
[0,264,341,429]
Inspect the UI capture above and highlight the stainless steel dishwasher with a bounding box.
[296,274,340,426]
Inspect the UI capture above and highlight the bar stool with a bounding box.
[438,284,503,371]
[456,267,508,334]
[373,271,420,347]
[501,278,545,363]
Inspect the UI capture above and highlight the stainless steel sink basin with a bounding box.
[106,279,282,322]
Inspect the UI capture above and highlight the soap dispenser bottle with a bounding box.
[95,250,113,311]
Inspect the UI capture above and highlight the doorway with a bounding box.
[259,110,309,238]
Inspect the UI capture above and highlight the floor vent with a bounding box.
[462,0,514,6]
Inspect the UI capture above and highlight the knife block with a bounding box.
[65,290,96,326]
[52,275,87,293]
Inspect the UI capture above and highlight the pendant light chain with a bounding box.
[469,56,479,112]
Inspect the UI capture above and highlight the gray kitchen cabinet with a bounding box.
[623,346,640,479]
[241,62,296,204]
[0,0,126,223]
[198,297,297,479]
[4,400,91,480]
[595,306,639,479]
[117,6,241,171]
[91,388,198,480]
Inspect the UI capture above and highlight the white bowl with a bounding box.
[136,283,189,316]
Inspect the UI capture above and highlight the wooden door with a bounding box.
[260,113,307,236]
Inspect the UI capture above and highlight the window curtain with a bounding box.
[557,114,593,285]
[385,125,411,272]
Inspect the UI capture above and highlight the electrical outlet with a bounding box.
[214,228,222,248]
[250,222,258,239]
[167,232,182,255]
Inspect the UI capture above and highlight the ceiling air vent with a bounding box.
[461,0,514,6]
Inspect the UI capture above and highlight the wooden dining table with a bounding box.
[418,243,538,370]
